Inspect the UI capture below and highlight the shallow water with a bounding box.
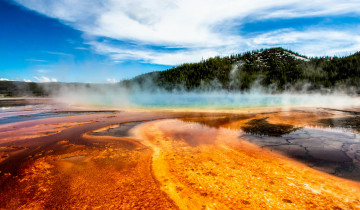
[241,127,360,180]
[0,99,117,125]
[0,111,115,125]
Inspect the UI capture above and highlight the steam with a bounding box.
[47,83,360,110]
[132,91,360,109]
[40,62,360,110]
[48,84,130,108]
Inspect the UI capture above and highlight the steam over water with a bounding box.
[130,92,360,108]
[55,88,360,109]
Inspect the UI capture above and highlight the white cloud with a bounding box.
[106,78,118,83]
[13,0,360,65]
[24,79,32,82]
[249,28,360,57]
[34,76,57,83]
[91,28,360,64]
[0,78,9,81]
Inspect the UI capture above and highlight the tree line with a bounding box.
[123,48,360,93]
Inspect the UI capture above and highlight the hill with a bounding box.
[122,48,360,93]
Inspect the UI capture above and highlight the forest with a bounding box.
[122,48,360,93]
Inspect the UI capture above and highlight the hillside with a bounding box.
[122,48,360,93]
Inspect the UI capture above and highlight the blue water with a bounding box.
[128,92,360,108]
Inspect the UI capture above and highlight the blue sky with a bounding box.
[1,0,360,83]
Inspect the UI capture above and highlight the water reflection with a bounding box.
[318,116,360,132]
[91,121,145,138]
[240,117,299,137]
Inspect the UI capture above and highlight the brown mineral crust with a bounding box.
[1,107,360,209]
[0,140,177,209]
[0,111,179,209]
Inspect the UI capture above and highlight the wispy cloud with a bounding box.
[90,41,220,65]
[13,0,360,65]
[75,47,88,50]
[26,58,48,62]
[34,76,57,82]
[43,51,73,56]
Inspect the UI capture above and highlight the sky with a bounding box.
[1,0,360,83]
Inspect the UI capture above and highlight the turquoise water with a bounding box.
[54,90,360,109]
[128,92,360,109]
